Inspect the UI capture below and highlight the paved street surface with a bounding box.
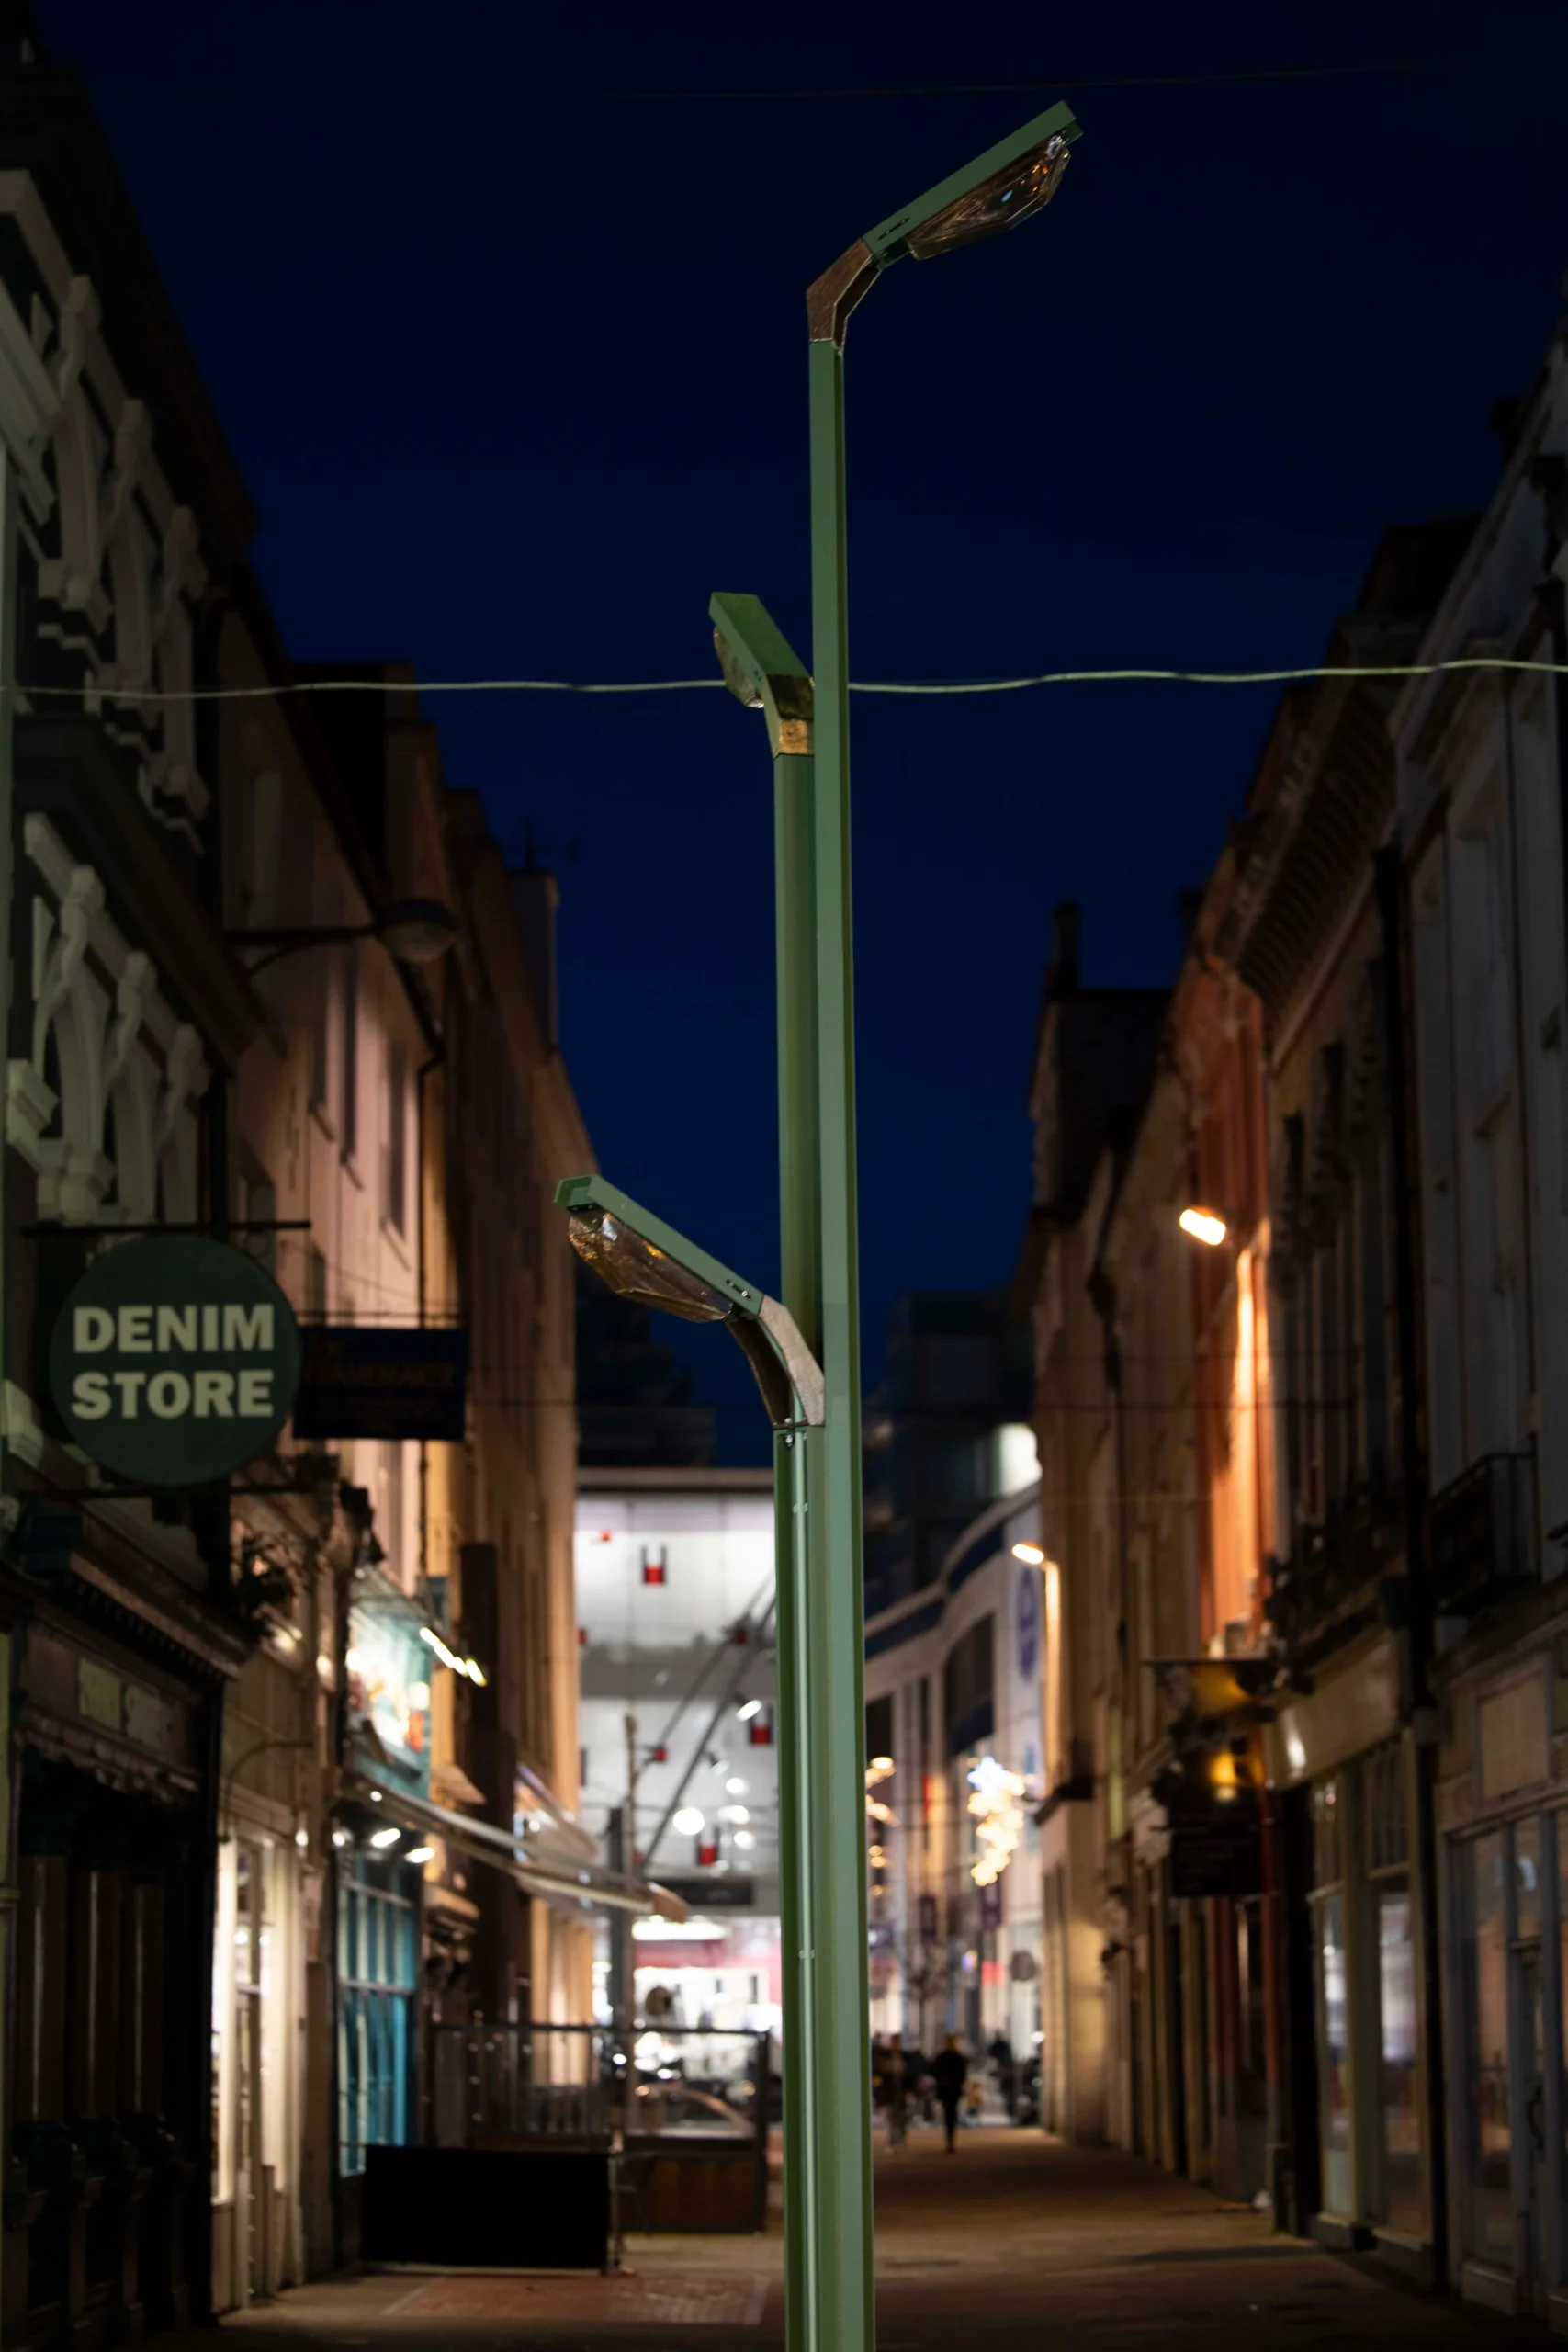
[202,2128,1546,2350]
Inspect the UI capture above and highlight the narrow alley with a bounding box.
[193,2130,1534,2352]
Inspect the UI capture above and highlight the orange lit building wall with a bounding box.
[1179,969,1274,1651]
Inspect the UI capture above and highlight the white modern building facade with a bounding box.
[575,1467,780,2035]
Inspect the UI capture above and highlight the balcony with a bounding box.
[1429,1450,1537,1618]
[1265,1490,1404,1663]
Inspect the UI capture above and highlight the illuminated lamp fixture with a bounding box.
[1012,1541,1046,1566]
[869,1755,894,1774]
[672,1806,705,1838]
[734,1828,757,1851]
[737,1698,761,1723]
[1179,1206,1228,1248]
[556,1173,825,1434]
[369,1826,401,1850]
[405,1845,435,1865]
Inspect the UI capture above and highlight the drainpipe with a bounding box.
[1374,843,1447,2290]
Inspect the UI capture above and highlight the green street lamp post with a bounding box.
[565,102,1081,2352]
[709,101,1082,2352]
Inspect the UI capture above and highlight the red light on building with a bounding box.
[650,1745,668,1764]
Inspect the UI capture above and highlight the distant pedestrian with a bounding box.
[932,2034,968,2153]
[987,2030,1016,2120]
[885,2032,908,2150]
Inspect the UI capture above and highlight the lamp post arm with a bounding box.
[226,922,371,977]
[728,1298,825,1432]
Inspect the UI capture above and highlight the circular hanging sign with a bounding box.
[49,1236,302,1487]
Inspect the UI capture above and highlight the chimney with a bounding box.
[513,867,560,1052]
[1045,900,1080,1000]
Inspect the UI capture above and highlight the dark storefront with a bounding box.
[5,1532,249,2346]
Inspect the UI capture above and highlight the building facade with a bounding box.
[575,1464,779,2034]
[1025,906,1164,2145]
[1393,329,1568,2324]
[862,1480,1044,2062]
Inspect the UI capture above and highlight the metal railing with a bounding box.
[1430,1449,1537,1617]
[427,2022,773,2235]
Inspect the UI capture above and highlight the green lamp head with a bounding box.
[554,1175,763,1324]
[863,103,1080,268]
[554,1174,825,1432]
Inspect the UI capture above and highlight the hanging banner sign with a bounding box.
[346,1600,432,1798]
[49,1237,301,1486]
[1169,1811,1263,1901]
[291,1327,469,1442]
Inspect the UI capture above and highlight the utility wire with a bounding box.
[19,653,1567,705]
[91,54,1518,106]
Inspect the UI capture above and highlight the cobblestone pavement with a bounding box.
[202,2127,1549,2349]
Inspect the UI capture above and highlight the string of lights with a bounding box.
[17,650,1565,706]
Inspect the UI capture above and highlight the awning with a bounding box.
[344,1775,688,1923]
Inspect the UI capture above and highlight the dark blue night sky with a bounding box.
[39,2,1568,1456]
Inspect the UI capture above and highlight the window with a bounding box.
[1362,1743,1419,2233]
[381,1442,404,1585]
[341,944,359,1159]
[1461,1828,1511,2264]
[383,1038,408,1235]
[1310,1776,1351,2215]
[337,1851,417,2176]
[942,1616,994,1758]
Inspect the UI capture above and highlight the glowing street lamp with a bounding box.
[1179,1206,1229,1248]
[1011,1541,1046,1566]
[557,1173,824,1433]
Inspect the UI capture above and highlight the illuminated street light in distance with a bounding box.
[672,1806,705,1837]
[369,1826,401,1850]
[725,1777,749,1796]
[405,1845,435,1865]
[737,1699,762,1722]
[1012,1541,1046,1566]
[869,1755,894,1774]
[1179,1206,1228,1247]
[734,1829,757,1851]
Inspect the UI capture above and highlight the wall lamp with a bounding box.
[1179,1205,1229,1248]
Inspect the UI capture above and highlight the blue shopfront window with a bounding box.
[337,1845,419,2176]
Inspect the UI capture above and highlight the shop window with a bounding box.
[1310,1775,1352,2215]
[1312,1777,1342,1889]
[337,1850,418,2176]
[1362,1742,1409,1875]
[1461,1828,1512,2266]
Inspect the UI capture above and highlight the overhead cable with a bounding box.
[20,652,1565,707]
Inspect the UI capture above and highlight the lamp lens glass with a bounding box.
[907,134,1070,260]
[378,899,458,964]
[568,1211,734,1324]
